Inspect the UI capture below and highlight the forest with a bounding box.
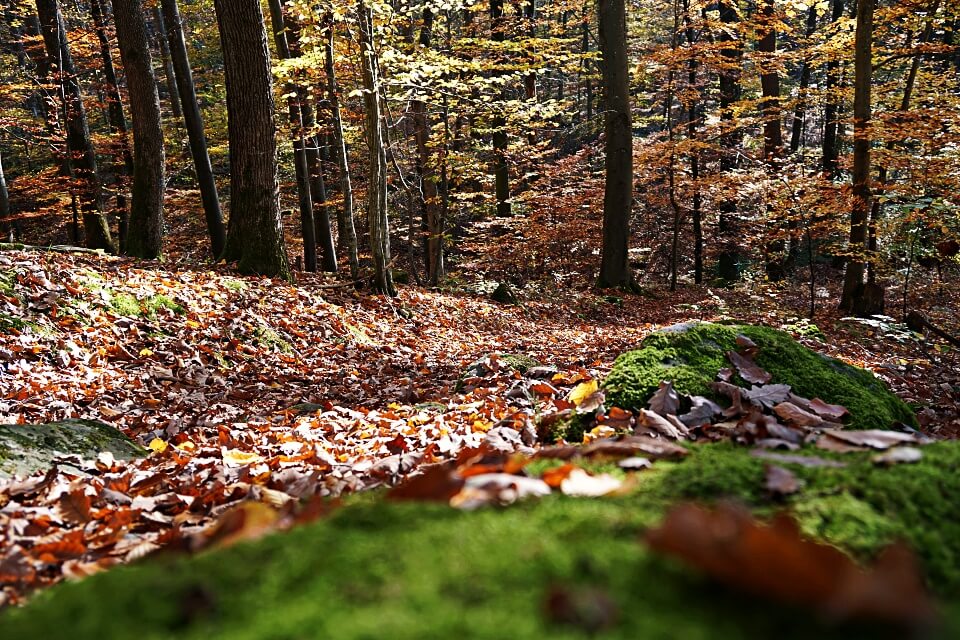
[0,0,959,637]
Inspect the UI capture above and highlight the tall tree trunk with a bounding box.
[716,0,742,282]
[113,0,165,259]
[357,0,395,295]
[324,14,359,278]
[150,6,182,121]
[160,0,225,258]
[35,0,115,251]
[789,5,817,154]
[597,0,632,288]
[412,8,443,284]
[266,0,316,272]
[683,0,702,284]
[214,0,290,279]
[839,0,875,313]
[0,148,12,241]
[490,0,511,217]
[91,0,132,250]
[821,0,845,177]
[759,0,786,281]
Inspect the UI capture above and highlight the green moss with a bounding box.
[251,325,293,353]
[2,441,959,639]
[603,323,916,429]
[223,278,247,293]
[0,269,16,297]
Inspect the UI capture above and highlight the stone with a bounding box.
[0,419,146,478]
[603,322,916,430]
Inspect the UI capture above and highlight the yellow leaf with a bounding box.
[139,348,154,357]
[569,380,599,406]
[222,449,264,467]
[148,438,168,453]
[186,320,201,329]
[176,441,197,453]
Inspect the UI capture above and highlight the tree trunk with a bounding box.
[150,6,182,121]
[0,148,11,242]
[683,0,702,284]
[324,14,359,278]
[597,0,632,288]
[160,0,225,258]
[266,0,316,273]
[716,0,742,282]
[839,0,875,313]
[490,0,511,217]
[789,5,817,154]
[113,0,165,259]
[214,0,290,279]
[758,0,786,281]
[35,0,115,251]
[821,0,845,177]
[91,0,132,250]
[412,8,443,284]
[357,0,395,295]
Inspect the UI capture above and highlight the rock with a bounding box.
[0,419,146,479]
[490,282,518,305]
[603,322,916,430]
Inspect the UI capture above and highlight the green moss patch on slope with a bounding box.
[603,323,916,429]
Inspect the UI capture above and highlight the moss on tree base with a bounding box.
[2,440,959,639]
[603,322,916,430]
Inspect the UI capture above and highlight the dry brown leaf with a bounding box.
[726,350,772,385]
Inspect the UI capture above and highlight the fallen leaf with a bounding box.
[820,429,919,451]
[559,469,623,497]
[727,350,772,385]
[648,380,680,416]
[222,449,265,467]
[451,473,551,509]
[569,380,599,406]
[645,503,936,627]
[764,465,801,496]
[636,409,685,440]
[808,398,850,421]
[677,396,722,427]
[773,402,824,428]
[618,456,652,470]
[148,438,168,454]
[744,384,792,409]
[387,462,464,502]
[872,447,923,466]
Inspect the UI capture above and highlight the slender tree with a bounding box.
[112,0,165,259]
[822,0,845,177]
[213,0,290,279]
[91,0,133,249]
[840,0,875,312]
[160,0,225,258]
[150,6,182,120]
[715,0,743,282]
[324,13,359,278]
[357,0,394,295]
[597,0,633,288]
[35,0,115,250]
[267,0,316,272]
[490,0,511,217]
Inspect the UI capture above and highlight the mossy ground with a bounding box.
[3,440,959,639]
[603,323,916,429]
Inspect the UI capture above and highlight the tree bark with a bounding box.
[214,0,290,279]
[490,0,511,217]
[716,0,742,282]
[758,0,785,281]
[160,0,225,258]
[91,0,133,250]
[35,0,115,251]
[324,14,359,278]
[150,6,182,121]
[266,0,316,273]
[357,0,395,295]
[821,0,845,177]
[597,0,632,288]
[789,5,817,154]
[112,0,165,259]
[839,0,875,313]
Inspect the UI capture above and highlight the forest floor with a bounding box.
[1,149,959,635]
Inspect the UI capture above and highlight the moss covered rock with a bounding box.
[603,322,916,430]
[2,440,959,639]
[0,419,146,478]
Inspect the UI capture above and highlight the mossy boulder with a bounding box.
[2,440,959,639]
[603,322,916,430]
[0,419,146,478]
